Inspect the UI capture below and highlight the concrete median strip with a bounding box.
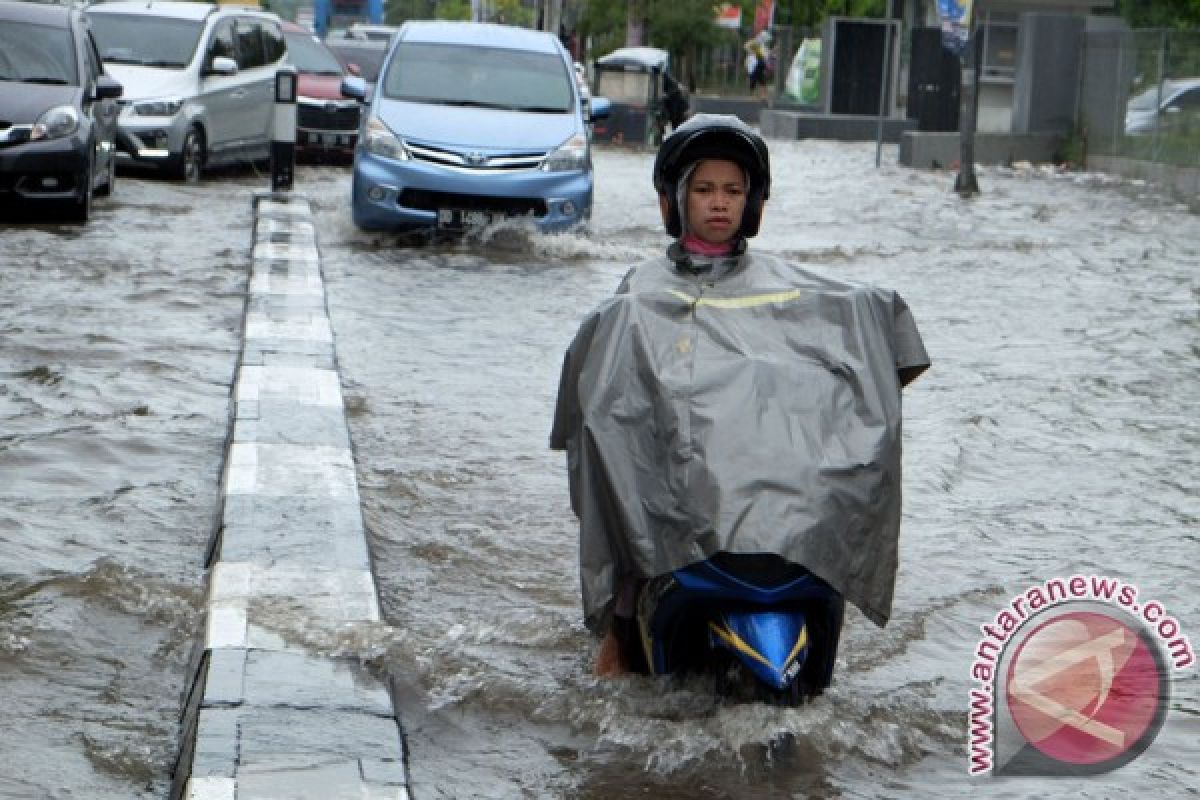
[172,192,410,800]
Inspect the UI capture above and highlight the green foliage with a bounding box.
[383,0,523,24]
[439,0,473,19]
[489,0,536,26]
[1121,127,1200,166]
[647,0,729,55]
[1117,0,1200,30]
[776,0,885,27]
[578,0,628,55]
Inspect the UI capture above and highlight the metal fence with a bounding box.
[675,25,816,98]
[1080,28,1200,167]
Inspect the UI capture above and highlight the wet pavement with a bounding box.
[2,145,1198,798]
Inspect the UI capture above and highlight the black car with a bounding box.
[0,0,122,222]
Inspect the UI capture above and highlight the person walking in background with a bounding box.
[744,32,770,101]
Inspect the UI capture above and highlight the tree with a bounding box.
[646,0,727,56]
[1117,0,1200,29]
[578,0,629,56]
[775,0,884,28]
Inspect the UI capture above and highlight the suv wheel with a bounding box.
[173,127,205,183]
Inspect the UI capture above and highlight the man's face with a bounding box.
[685,158,747,245]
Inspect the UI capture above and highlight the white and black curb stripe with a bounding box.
[172,192,409,800]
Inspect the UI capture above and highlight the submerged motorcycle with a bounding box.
[553,117,929,705]
[626,553,845,705]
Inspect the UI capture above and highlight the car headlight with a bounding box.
[541,133,588,172]
[132,98,183,117]
[31,105,80,141]
[363,116,409,160]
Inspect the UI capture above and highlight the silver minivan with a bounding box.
[87,1,286,182]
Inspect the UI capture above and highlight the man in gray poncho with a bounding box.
[551,115,930,676]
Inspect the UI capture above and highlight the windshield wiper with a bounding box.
[516,105,567,113]
[439,99,518,110]
[22,77,70,85]
[139,59,186,68]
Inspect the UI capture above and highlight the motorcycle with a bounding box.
[627,552,845,705]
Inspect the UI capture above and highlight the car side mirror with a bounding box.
[341,75,367,102]
[95,74,123,100]
[589,96,611,121]
[205,56,238,77]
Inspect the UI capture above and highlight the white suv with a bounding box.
[87,1,286,182]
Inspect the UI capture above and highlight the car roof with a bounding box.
[0,0,73,25]
[597,46,668,70]
[397,20,560,54]
[87,0,272,21]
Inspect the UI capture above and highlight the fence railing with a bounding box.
[671,26,815,98]
[1080,28,1200,168]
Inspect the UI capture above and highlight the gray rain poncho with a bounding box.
[551,245,929,633]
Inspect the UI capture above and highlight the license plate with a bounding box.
[436,209,495,229]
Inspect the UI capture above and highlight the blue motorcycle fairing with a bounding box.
[671,558,833,605]
[709,609,810,690]
[638,555,842,693]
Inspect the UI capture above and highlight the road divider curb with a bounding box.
[170,191,410,800]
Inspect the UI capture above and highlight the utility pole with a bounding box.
[954,14,982,197]
[625,0,643,46]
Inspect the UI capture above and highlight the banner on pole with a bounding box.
[936,0,974,54]
[753,0,775,35]
[714,3,742,30]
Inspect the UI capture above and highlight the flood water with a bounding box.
[2,145,1197,798]
[0,174,260,798]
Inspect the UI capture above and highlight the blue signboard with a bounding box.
[313,0,383,36]
[936,0,973,54]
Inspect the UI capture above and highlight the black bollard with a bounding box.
[270,66,298,192]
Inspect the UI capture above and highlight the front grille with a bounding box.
[406,141,545,172]
[297,104,360,132]
[398,188,547,217]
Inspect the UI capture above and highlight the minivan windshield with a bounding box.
[88,13,204,69]
[0,21,77,85]
[382,42,573,112]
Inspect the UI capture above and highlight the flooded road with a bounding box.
[0,173,262,798]
[309,146,1200,798]
[1,145,1197,798]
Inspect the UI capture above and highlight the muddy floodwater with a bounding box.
[2,145,1198,799]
